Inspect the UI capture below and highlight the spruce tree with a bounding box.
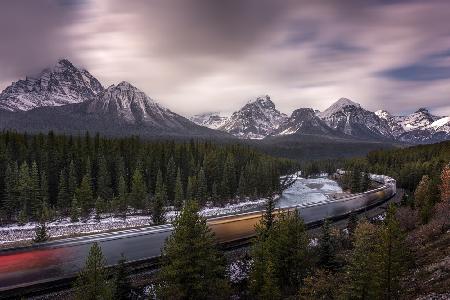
[196,168,208,205]
[157,201,228,299]
[74,242,113,300]
[113,254,132,300]
[17,162,31,217]
[174,168,184,210]
[414,175,433,223]
[221,153,236,199]
[57,169,70,214]
[97,154,112,201]
[166,156,177,205]
[130,168,146,209]
[344,220,381,299]
[117,175,128,216]
[376,204,409,299]
[70,196,80,222]
[186,176,197,201]
[4,162,19,219]
[68,160,78,198]
[347,212,358,238]
[75,175,94,218]
[263,194,276,231]
[319,219,336,270]
[29,161,41,219]
[152,170,166,225]
[34,207,50,243]
[439,164,450,202]
[360,172,370,192]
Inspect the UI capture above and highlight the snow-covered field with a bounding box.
[277,176,343,208]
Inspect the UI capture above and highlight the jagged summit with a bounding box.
[0,58,103,112]
[318,98,361,119]
[218,95,287,139]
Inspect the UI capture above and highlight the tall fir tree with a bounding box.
[174,168,184,210]
[74,242,113,300]
[130,167,146,209]
[166,156,177,205]
[318,219,337,270]
[439,164,450,202]
[152,170,166,225]
[414,175,433,224]
[157,201,228,299]
[75,174,94,218]
[113,254,132,300]
[57,169,70,214]
[97,154,112,201]
[196,168,208,205]
[376,204,409,299]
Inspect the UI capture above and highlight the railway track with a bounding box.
[0,175,397,299]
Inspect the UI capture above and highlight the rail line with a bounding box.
[0,174,396,299]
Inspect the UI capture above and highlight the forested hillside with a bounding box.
[0,131,295,223]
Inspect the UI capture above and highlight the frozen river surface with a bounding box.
[277,176,343,208]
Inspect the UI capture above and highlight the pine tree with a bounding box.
[117,175,128,216]
[4,162,19,219]
[17,162,31,217]
[250,211,309,297]
[263,194,276,231]
[166,156,177,205]
[152,170,166,225]
[319,219,336,270]
[238,171,247,198]
[34,207,50,243]
[186,176,197,201]
[68,160,78,198]
[376,204,409,299]
[174,168,184,210]
[259,259,281,300]
[221,153,236,199]
[344,220,381,299]
[347,212,358,238]
[439,164,450,202]
[113,254,132,300]
[97,155,112,201]
[74,242,113,300]
[75,175,94,218]
[196,168,208,205]
[70,196,80,222]
[414,175,433,224]
[130,168,146,209]
[57,169,70,214]
[29,161,41,218]
[360,172,370,192]
[157,201,228,299]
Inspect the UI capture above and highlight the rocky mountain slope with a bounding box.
[0,60,229,139]
[217,95,288,139]
[189,112,228,129]
[275,108,339,136]
[0,59,104,111]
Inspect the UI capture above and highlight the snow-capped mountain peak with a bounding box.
[189,112,229,129]
[0,58,104,112]
[318,98,361,119]
[218,95,288,139]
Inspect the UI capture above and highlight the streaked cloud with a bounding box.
[1,0,450,116]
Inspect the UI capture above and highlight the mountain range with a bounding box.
[191,97,450,144]
[0,59,449,146]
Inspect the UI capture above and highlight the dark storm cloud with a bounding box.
[1,0,450,116]
[0,0,83,82]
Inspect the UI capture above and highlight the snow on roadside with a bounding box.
[0,198,269,246]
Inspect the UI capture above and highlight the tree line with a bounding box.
[0,131,296,224]
[71,146,449,299]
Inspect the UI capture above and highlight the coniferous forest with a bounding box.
[0,131,296,224]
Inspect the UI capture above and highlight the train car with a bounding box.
[0,174,396,292]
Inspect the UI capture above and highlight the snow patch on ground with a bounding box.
[0,198,269,246]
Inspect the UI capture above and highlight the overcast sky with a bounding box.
[1,0,450,116]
